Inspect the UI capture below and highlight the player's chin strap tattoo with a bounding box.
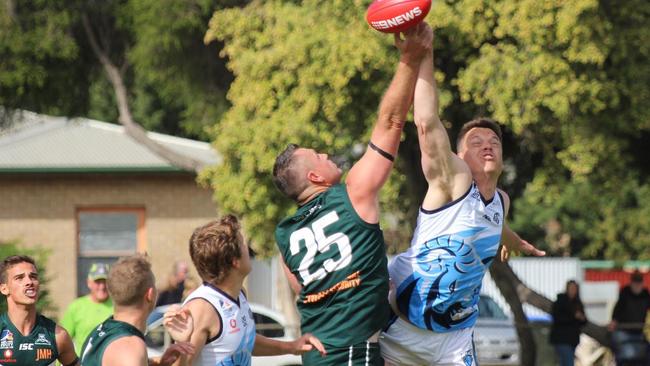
[368,141,395,162]
[64,357,80,366]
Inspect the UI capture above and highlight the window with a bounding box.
[76,208,146,296]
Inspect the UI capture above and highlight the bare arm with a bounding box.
[346,23,433,223]
[414,47,471,210]
[55,325,79,366]
[103,336,148,366]
[164,300,215,366]
[280,257,302,295]
[252,333,326,357]
[498,190,546,260]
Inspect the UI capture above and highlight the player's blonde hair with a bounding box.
[107,254,154,306]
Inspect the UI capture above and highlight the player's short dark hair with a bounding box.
[189,214,243,284]
[456,118,503,151]
[631,271,644,283]
[273,143,310,201]
[0,255,36,284]
[107,255,154,306]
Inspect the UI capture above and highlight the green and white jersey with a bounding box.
[80,317,143,366]
[0,313,59,366]
[275,184,390,348]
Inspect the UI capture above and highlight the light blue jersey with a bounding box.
[390,183,504,332]
[183,284,256,366]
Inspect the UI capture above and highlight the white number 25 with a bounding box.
[289,211,352,285]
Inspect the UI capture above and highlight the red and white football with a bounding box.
[366,0,432,33]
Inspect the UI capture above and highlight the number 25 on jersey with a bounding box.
[289,211,352,285]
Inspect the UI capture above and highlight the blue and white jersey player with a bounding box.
[380,40,545,366]
[163,215,326,366]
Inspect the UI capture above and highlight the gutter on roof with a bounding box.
[0,166,190,173]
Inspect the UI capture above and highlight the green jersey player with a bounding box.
[272,22,434,366]
[0,255,78,366]
[79,255,193,366]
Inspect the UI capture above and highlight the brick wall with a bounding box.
[0,173,218,319]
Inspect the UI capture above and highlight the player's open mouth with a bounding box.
[25,288,37,297]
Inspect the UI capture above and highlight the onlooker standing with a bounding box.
[610,272,650,333]
[609,271,650,365]
[156,261,189,306]
[61,263,113,351]
[549,280,587,366]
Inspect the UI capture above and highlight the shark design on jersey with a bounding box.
[395,227,500,331]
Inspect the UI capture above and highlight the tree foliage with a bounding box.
[204,0,650,259]
[0,0,242,139]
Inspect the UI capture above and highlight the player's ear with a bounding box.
[306,170,324,184]
[145,287,156,303]
[232,257,241,271]
[0,283,8,296]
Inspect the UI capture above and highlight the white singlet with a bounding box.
[183,283,256,366]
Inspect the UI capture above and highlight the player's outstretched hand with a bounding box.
[291,333,327,357]
[500,239,546,261]
[163,305,194,343]
[519,239,546,257]
[157,342,195,366]
[394,22,433,63]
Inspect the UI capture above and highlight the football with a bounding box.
[366,0,432,33]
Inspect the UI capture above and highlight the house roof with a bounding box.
[0,110,220,173]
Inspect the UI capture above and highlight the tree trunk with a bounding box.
[81,14,205,173]
[490,259,537,365]
[491,259,611,348]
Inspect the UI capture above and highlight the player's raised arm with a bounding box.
[346,22,433,223]
[414,41,471,209]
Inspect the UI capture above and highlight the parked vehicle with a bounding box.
[474,295,521,365]
[144,303,301,366]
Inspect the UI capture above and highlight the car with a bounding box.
[144,303,302,366]
[474,295,521,365]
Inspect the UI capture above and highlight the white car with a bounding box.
[474,295,521,365]
[144,303,302,366]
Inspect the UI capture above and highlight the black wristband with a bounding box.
[368,141,395,162]
[64,357,80,366]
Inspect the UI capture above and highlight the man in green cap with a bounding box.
[61,263,114,351]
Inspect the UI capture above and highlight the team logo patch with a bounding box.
[493,212,500,224]
[463,350,474,366]
[0,330,13,349]
[0,348,16,363]
[34,333,51,346]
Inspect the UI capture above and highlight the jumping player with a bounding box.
[271,23,433,365]
[80,255,193,366]
[0,255,79,366]
[162,214,326,366]
[379,38,545,366]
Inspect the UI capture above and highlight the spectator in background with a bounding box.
[609,271,650,365]
[156,261,189,306]
[549,280,587,366]
[61,263,113,351]
[610,272,650,333]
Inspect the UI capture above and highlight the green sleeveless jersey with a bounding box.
[0,313,59,366]
[275,184,390,348]
[80,317,144,366]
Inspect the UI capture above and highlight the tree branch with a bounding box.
[81,13,204,173]
[492,260,611,347]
